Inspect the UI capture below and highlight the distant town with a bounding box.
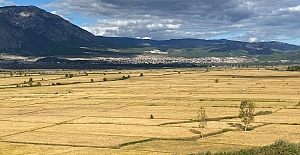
[0,53,297,69]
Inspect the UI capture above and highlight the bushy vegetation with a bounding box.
[65,73,74,78]
[239,101,255,131]
[197,107,208,138]
[255,111,273,116]
[122,75,130,79]
[286,66,300,71]
[215,79,219,83]
[193,140,300,155]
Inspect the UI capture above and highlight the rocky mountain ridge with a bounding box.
[0,5,299,61]
[0,5,103,56]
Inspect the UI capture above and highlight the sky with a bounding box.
[1,0,300,45]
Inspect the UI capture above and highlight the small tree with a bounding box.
[36,82,41,86]
[29,78,33,83]
[140,73,144,77]
[65,73,73,78]
[215,79,219,83]
[28,82,33,87]
[239,101,255,131]
[197,107,208,138]
[18,71,23,77]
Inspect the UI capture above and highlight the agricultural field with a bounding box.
[0,67,299,154]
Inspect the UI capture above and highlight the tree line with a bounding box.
[198,100,255,137]
[286,66,300,71]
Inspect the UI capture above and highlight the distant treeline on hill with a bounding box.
[286,66,300,71]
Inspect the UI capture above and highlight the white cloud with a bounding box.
[50,11,71,21]
[44,0,300,44]
[140,37,151,40]
[81,19,182,39]
[0,0,15,5]
[82,26,120,36]
[248,37,258,43]
[166,24,181,29]
[279,5,300,12]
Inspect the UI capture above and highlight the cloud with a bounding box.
[0,0,15,5]
[44,0,300,44]
[82,19,181,38]
[248,37,258,43]
[279,5,300,12]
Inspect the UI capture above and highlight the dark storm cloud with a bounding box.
[45,0,300,43]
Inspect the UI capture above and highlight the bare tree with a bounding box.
[197,107,208,138]
[239,101,255,131]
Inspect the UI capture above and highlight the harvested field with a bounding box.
[0,68,299,154]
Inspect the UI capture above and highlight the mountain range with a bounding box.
[0,5,300,61]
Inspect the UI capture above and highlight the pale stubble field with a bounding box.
[0,68,299,154]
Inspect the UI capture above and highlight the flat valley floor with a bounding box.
[0,67,300,154]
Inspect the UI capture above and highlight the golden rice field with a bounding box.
[0,67,299,154]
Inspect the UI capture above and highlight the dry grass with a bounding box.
[69,117,188,126]
[199,124,300,147]
[254,109,300,124]
[0,68,300,154]
[165,121,237,130]
[0,121,50,137]
[0,142,82,155]
[2,115,76,123]
[2,131,148,148]
[36,124,197,139]
[122,140,249,154]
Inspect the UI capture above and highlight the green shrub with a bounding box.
[28,82,33,87]
[215,79,219,83]
[29,78,33,83]
[255,111,273,116]
[192,140,300,155]
[36,82,41,86]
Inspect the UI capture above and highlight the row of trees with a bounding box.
[286,66,300,71]
[197,100,255,137]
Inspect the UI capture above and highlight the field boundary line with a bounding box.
[0,140,110,148]
[0,116,84,138]
[114,129,235,149]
